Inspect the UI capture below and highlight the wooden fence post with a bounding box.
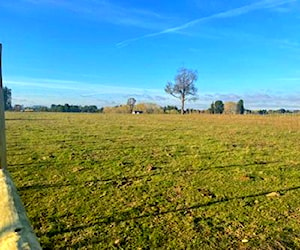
[0,43,7,169]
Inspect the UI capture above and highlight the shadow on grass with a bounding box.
[17,161,279,192]
[41,185,300,239]
[8,161,58,169]
[98,185,300,224]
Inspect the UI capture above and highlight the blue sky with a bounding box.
[1,0,300,110]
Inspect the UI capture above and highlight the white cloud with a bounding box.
[5,77,168,107]
[6,79,84,91]
[16,0,171,30]
[117,0,296,47]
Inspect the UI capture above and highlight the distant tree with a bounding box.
[134,103,163,114]
[163,105,179,114]
[56,105,65,112]
[33,105,49,112]
[127,98,136,113]
[81,105,98,113]
[103,107,114,114]
[214,100,224,114]
[237,99,245,114]
[89,105,98,113]
[50,104,56,111]
[277,108,286,114]
[103,105,130,114]
[69,105,80,112]
[207,102,215,114]
[224,102,238,114]
[49,104,100,113]
[104,103,163,114]
[186,108,200,114]
[258,109,268,115]
[64,103,70,112]
[165,67,198,115]
[3,87,12,110]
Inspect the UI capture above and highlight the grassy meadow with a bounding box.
[5,112,300,249]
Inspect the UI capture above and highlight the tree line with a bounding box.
[21,104,103,113]
[164,67,300,115]
[49,104,101,113]
[3,69,300,115]
[208,100,245,114]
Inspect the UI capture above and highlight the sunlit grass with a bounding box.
[5,112,300,249]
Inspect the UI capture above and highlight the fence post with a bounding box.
[0,43,7,169]
[0,43,42,249]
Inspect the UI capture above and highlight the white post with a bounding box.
[0,43,7,169]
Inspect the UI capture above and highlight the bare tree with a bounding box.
[165,67,198,114]
[127,97,136,113]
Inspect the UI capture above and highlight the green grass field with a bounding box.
[5,112,300,249]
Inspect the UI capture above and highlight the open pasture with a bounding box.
[5,112,300,249]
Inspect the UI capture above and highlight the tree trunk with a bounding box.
[181,97,185,115]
